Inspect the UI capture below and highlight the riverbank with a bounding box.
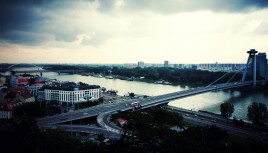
[64,66,242,87]
[85,73,206,88]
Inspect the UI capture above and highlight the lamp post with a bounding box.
[201,128,204,144]
[71,112,73,137]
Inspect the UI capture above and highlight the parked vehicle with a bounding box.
[131,101,140,108]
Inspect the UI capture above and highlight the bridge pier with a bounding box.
[242,49,258,87]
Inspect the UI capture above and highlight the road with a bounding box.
[82,103,268,143]
[97,111,123,134]
[40,124,121,140]
[165,106,268,142]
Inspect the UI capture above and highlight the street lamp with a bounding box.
[71,112,73,137]
[201,128,204,144]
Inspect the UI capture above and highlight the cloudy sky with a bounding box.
[1,0,268,64]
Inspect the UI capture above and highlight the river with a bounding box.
[15,69,268,120]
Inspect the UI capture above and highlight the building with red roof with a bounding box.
[116,118,127,126]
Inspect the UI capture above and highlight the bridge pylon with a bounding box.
[241,49,258,87]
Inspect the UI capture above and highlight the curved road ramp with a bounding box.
[97,111,123,135]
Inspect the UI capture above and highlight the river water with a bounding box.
[15,69,268,120]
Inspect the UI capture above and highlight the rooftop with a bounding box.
[40,82,100,91]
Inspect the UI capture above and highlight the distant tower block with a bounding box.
[242,49,258,87]
[164,60,169,68]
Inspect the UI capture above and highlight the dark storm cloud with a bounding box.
[0,0,79,45]
[1,0,268,46]
[0,0,51,45]
[98,0,268,13]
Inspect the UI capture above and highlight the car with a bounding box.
[131,101,140,108]
[103,139,110,143]
[83,112,88,115]
[0,86,7,90]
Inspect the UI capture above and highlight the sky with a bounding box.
[1,0,268,64]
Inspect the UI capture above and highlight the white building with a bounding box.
[164,61,169,68]
[138,61,145,68]
[0,111,12,119]
[0,71,11,76]
[26,76,51,95]
[27,84,44,96]
[197,63,245,72]
[38,82,102,104]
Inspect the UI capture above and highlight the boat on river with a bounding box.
[154,80,172,85]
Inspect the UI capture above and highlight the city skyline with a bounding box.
[1,0,268,64]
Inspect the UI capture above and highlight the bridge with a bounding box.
[4,63,88,74]
[37,81,263,127]
[37,49,268,140]
[7,63,42,70]
[11,69,88,74]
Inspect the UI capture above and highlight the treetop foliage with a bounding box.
[247,102,268,126]
[220,102,234,118]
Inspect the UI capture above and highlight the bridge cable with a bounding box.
[206,71,234,87]
[227,69,244,83]
[227,58,249,83]
[206,58,248,87]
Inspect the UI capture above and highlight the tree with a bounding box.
[11,70,16,75]
[247,102,268,126]
[96,134,105,142]
[129,92,135,98]
[220,102,234,118]
[101,87,106,92]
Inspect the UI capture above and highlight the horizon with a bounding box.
[0,62,248,65]
[1,0,268,64]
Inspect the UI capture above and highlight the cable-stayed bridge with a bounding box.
[35,49,268,141]
[37,80,264,127]
[38,49,266,125]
